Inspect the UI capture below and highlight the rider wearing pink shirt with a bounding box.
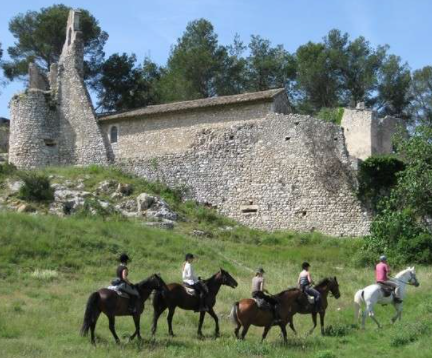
[376,255,402,303]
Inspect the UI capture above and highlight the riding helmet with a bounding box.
[119,253,130,263]
[185,253,194,261]
[379,255,387,262]
[256,267,265,274]
[302,262,310,269]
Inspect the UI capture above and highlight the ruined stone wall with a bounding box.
[341,108,403,161]
[9,90,59,168]
[0,122,9,153]
[55,11,108,166]
[99,101,274,161]
[116,113,371,237]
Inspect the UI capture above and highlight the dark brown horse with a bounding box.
[151,269,238,338]
[81,274,168,344]
[230,277,340,342]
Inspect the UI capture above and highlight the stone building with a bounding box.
[8,10,404,237]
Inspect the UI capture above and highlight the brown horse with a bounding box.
[230,277,340,342]
[151,269,238,338]
[80,274,168,344]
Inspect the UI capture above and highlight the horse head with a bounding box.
[329,276,341,299]
[399,267,420,287]
[217,268,238,288]
[137,273,169,294]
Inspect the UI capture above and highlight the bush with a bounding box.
[0,162,17,177]
[357,155,405,210]
[390,322,430,347]
[316,107,344,125]
[18,172,54,202]
[315,350,336,358]
[363,207,432,264]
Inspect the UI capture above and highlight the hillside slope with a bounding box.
[0,166,431,358]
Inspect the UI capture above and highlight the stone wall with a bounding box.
[100,101,276,161]
[0,120,9,153]
[116,113,371,237]
[341,107,404,161]
[55,10,108,166]
[9,90,59,168]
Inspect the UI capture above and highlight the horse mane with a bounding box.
[275,287,300,298]
[315,277,331,287]
[136,274,156,289]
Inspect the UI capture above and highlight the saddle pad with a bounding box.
[184,287,196,296]
[107,285,130,298]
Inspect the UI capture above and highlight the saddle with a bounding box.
[253,297,272,311]
[107,285,130,298]
[377,283,393,298]
[183,283,197,296]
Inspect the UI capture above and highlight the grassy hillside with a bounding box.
[0,167,432,358]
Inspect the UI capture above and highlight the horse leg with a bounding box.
[288,318,297,335]
[240,323,251,340]
[279,323,288,343]
[167,307,176,337]
[207,308,220,337]
[197,311,206,338]
[308,312,317,335]
[108,316,120,344]
[151,305,166,336]
[130,314,142,341]
[261,325,272,342]
[319,311,326,335]
[391,303,403,324]
[367,306,381,329]
[234,322,241,339]
[90,311,101,345]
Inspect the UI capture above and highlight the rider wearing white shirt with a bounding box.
[182,253,209,311]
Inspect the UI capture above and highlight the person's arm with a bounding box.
[122,268,132,285]
[261,279,269,293]
[183,263,190,281]
[307,272,314,285]
[297,274,301,285]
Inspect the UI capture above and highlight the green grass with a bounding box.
[1,166,432,358]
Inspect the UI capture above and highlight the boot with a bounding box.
[199,294,209,312]
[272,304,282,324]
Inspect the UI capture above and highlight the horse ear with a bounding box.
[334,276,337,282]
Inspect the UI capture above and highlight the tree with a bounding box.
[158,19,229,102]
[295,41,340,112]
[375,55,412,117]
[2,4,108,89]
[410,66,432,126]
[245,35,295,92]
[0,42,5,92]
[96,54,161,112]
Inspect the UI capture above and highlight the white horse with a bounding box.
[354,267,420,329]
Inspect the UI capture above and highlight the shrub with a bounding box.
[363,207,432,264]
[316,107,344,125]
[390,322,431,347]
[0,162,17,177]
[18,172,54,202]
[357,155,405,210]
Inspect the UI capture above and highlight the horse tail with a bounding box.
[229,302,240,326]
[80,292,100,337]
[354,289,364,322]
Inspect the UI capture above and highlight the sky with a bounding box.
[0,0,431,118]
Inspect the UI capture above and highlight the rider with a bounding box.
[182,253,209,312]
[251,267,281,323]
[298,262,322,311]
[376,255,402,303]
[116,253,140,313]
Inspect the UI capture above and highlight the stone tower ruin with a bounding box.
[8,10,108,169]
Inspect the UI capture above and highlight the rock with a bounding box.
[6,179,23,195]
[146,198,178,221]
[143,219,175,230]
[97,180,118,194]
[116,183,133,196]
[114,199,139,218]
[17,204,35,213]
[137,193,156,211]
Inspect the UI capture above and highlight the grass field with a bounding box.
[1,167,432,358]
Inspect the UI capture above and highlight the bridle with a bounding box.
[391,272,418,286]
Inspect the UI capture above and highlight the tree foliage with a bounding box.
[2,4,108,88]
[96,54,161,112]
[410,66,432,126]
[362,127,432,264]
